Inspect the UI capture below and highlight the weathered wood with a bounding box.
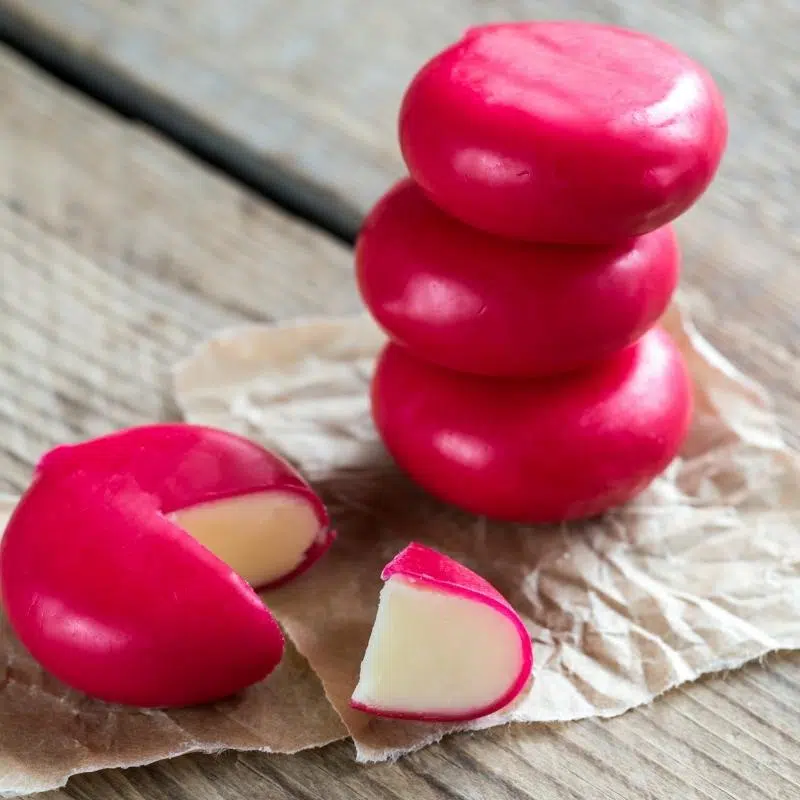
[2,22,800,800]
[0,47,358,491]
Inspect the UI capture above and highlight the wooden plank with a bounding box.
[3,36,800,800]
[0,46,358,491]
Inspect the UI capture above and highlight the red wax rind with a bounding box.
[371,328,693,523]
[357,178,680,377]
[400,21,727,243]
[0,424,334,707]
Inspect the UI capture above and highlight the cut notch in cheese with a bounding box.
[172,491,320,588]
[351,575,524,717]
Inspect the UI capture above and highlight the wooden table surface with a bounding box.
[0,2,798,798]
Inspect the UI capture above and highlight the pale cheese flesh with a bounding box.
[172,492,319,587]
[351,576,523,715]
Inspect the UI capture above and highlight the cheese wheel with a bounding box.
[357,178,679,377]
[371,328,692,523]
[399,21,727,243]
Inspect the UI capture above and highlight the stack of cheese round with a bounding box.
[357,21,727,523]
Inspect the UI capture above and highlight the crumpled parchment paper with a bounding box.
[1,300,798,796]
[0,499,347,798]
[173,302,800,762]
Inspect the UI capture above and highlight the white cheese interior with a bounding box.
[351,575,523,715]
[172,491,319,587]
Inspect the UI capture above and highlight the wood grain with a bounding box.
[1,7,799,800]
[0,47,357,492]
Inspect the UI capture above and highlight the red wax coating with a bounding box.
[0,424,334,707]
[400,21,727,243]
[371,328,692,523]
[357,178,680,377]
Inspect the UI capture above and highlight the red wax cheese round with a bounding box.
[399,21,727,243]
[357,178,680,377]
[371,329,692,523]
[0,424,335,707]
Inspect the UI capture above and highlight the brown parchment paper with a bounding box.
[173,301,800,762]
[0,498,347,798]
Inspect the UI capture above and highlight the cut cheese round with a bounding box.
[0,424,335,707]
